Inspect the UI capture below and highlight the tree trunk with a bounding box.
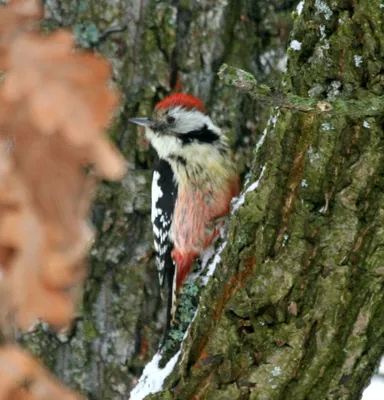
[18,1,293,399]
[144,0,384,399]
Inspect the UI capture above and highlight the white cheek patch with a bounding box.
[169,108,221,135]
[146,127,182,159]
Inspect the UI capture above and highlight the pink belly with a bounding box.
[172,177,239,289]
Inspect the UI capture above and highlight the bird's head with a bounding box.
[129,93,223,159]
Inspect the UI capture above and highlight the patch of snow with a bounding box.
[200,245,216,270]
[321,122,334,131]
[315,0,333,20]
[188,223,229,286]
[327,80,341,99]
[319,24,326,39]
[290,40,302,51]
[271,112,278,127]
[362,376,384,400]
[363,121,370,129]
[231,193,244,212]
[297,0,304,15]
[201,240,227,285]
[319,25,330,49]
[247,168,266,192]
[254,112,278,156]
[354,55,363,67]
[254,127,268,154]
[232,165,266,213]
[242,171,252,188]
[130,351,180,400]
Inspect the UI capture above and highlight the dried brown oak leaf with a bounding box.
[1,29,125,180]
[0,345,82,400]
[0,1,125,398]
[0,147,82,329]
[0,117,96,256]
[0,0,43,70]
[0,0,125,330]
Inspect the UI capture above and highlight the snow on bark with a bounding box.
[130,351,181,400]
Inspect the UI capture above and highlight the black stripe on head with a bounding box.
[179,124,220,145]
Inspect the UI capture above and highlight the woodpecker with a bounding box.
[130,93,239,335]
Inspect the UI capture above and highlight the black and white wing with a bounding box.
[151,158,177,289]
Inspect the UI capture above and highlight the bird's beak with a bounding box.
[128,117,153,127]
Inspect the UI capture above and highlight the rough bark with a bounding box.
[16,1,293,399]
[149,0,384,399]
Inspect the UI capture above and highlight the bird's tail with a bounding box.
[160,249,195,347]
[160,247,176,347]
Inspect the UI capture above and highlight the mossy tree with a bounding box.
[146,0,384,399]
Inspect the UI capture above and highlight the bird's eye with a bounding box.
[166,115,175,124]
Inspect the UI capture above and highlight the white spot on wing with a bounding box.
[151,171,163,223]
[153,225,160,237]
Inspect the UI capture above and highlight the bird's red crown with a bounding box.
[155,93,206,113]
